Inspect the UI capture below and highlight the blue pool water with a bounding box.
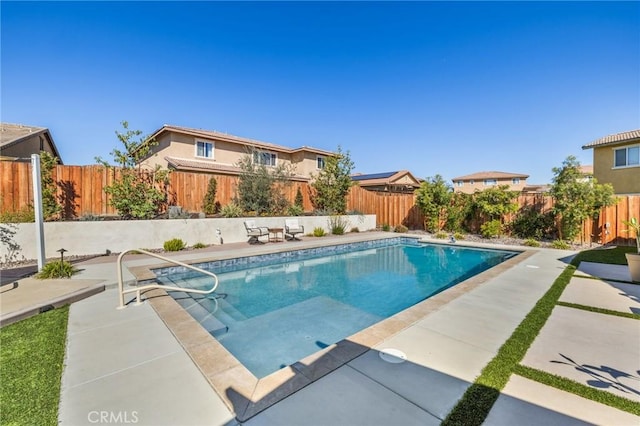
[156,240,517,378]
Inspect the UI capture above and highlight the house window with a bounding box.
[614,145,639,168]
[469,180,475,185]
[317,156,326,169]
[196,140,214,159]
[455,181,463,187]
[512,178,520,185]
[484,179,497,186]
[254,150,277,166]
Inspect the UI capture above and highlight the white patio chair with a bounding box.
[244,220,269,244]
[285,219,304,241]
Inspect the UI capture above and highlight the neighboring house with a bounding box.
[577,165,594,183]
[0,122,63,163]
[451,171,529,194]
[582,129,640,195]
[351,170,421,193]
[140,124,334,182]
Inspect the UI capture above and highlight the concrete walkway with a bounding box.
[2,235,639,425]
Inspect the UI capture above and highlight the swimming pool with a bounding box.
[154,238,518,378]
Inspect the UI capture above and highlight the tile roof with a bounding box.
[164,156,309,181]
[452,171,529,181]
[152,125,335,156]
[351,170,421,188]
[0,123,48,147]
[582,129,640,149]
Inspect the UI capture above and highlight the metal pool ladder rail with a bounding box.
[117,248,219,310]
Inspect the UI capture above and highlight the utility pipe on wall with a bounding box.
[31,154,46,271]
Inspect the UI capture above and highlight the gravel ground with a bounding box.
[1,232,597,271]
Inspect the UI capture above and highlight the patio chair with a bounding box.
[244,220,269,244]
[285,219,304,241]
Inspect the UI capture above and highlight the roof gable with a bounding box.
[352,170,421,188]
[0,122,63,162]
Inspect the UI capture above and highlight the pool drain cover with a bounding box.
[379,348,407,363]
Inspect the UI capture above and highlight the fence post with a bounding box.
[31,154,46,271]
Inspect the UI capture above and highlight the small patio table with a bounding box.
[268,227,284,243]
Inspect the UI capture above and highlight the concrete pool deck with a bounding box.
[2,233,638,425]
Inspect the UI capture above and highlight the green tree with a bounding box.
[310,146,354,214]
[473,185,519,221]
[550,155,616,241]
[40,151,62,220]
[445,192,473,233]
[235,147,295,215]
[294,187,304,209]
[95,121,170,219]
[415,174,453,232]
[202,177,218,215]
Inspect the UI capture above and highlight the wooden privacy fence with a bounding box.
[1,161,639,246]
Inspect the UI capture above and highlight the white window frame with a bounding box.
[195,140,214,159]
[455,181,463,187]
[484,179,497,186]
[316,156,326,170]
[469,180,475,185]
[253,150,277,167]
[512,178,520,185]
[613,145,639,169]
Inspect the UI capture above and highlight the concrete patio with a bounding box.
[1,233,638,425]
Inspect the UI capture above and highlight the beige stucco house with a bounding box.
[351,171,421,193]
[452,171,529,194]
[140,125,334,182]
[582,129,640,195]
[0,123,63,163]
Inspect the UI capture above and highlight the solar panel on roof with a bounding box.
[351,171,397,181]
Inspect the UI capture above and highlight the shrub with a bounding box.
[328,215,348,235]
[313,227,326,237]
[394,224,409,233]
[220,203,243,218]
[36,260,77,279]
[287,204,304,216]
[381,223,391,232]
[480,219,502,238]
[350,227,360,233]
[435,231,448,239]
[511,207,554,239]
[523,238,541,247]
[202,177,219,215]
[192,242,206,249]
[0,207,35,223]
[551,239,571,250]
[453,232,465,240]
[163,238,186,252]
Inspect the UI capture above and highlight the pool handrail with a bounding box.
[117,248,219,310]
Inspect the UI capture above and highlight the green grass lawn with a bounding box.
[0,306,69,426]
[443,246,640,425]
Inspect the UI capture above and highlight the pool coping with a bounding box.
[128,235,534,422]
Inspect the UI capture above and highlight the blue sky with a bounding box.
[2,1,639,185]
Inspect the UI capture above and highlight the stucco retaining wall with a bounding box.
[2,215,376,261]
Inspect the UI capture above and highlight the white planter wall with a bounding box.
[3,215,376,261]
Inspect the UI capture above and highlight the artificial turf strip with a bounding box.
[0,306,69,426]
[556,301,640,320]
[570,246,636,266]
[441,265,577,426]
[513,365,640,416]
